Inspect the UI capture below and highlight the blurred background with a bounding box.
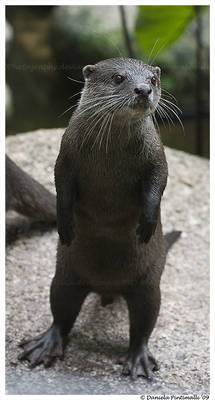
[6,5,209,157]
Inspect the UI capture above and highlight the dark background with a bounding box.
[6,5,209,157]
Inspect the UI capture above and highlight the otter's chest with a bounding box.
[75,150,142,203]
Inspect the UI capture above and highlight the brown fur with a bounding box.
[19,58,169,379]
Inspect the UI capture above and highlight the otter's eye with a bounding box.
[113,74,125,84]
[151,76,157,86]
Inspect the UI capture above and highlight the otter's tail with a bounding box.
[164,230,181,251]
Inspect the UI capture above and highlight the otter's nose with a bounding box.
[134,85,152,97]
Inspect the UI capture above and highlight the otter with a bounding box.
[19,58,173,380]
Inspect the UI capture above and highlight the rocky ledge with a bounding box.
[6,128,209,395]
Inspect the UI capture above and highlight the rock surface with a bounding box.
[6,128,209,395]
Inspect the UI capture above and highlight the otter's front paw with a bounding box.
[136,214,157,243]
[57,217,75,246]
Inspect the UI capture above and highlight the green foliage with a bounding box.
[135,6,198,57]
[51,6,127,67]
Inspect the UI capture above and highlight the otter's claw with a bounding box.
[18,324,65,368]
[120,346,159,380]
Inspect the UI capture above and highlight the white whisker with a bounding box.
[159,102,184,132]
[67,76,84,84]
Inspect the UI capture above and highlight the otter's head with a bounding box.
[80,58,161,120]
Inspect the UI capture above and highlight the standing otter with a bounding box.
[19,58,169,380]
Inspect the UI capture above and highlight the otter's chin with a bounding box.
[133,97,154,109]
[128,100,154,118]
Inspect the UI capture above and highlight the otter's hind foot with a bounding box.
[18,323,65,368]
[120,346,159,380]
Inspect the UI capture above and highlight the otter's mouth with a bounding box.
[130,98,153,113]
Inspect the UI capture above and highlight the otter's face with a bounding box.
[81,58,161,119]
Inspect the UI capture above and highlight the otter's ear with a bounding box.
[83,65,96,80]
[154,66,161,79]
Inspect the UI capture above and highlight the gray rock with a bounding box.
[6,128,209,395]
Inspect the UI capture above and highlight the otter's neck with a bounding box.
[72,109,157,154]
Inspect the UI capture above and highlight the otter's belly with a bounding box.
[66,233,140,290]
[56,219,166,294]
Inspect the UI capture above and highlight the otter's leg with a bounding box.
[18,277,89,368]
[122,282,160,380]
